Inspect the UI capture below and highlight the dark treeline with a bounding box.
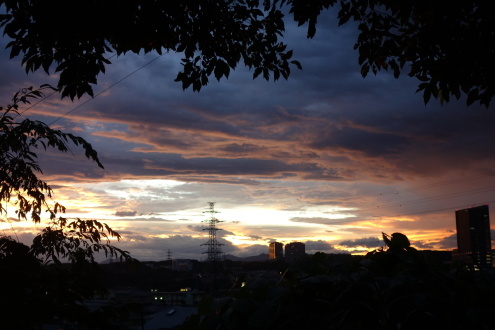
[182,233,495,330]
[2,230,494,329]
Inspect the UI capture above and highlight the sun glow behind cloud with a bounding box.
[3,10,495,261]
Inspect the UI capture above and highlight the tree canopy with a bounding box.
[183,233,495,330]
[1,86,135,327]
[0,85,130,260]
[1,1,494,106]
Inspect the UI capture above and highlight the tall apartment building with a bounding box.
[455,204,492,270]
[269,242,284,260]
[285,242,306,263]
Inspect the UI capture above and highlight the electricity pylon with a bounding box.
[201,202,223,262]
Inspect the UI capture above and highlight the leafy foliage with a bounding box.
[183,233,495,329]
[31,217,132,265]
[0,234,137,328]
[1,1,494,106]
[1,87,136,327]
[272,0,495,107]
[0,85,103,222]
[0,0,299,99]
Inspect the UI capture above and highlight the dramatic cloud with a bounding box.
[339,237,383,249]
[114,210,138,217]
[435,234,458,250]
[304,240,348,254]
[1,11,494,261]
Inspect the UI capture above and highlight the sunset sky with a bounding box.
[1,10,495,261]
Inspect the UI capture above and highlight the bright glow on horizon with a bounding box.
[2,176,466,260]
[223,235,268,246]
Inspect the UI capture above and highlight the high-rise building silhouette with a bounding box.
[455,204,492,270]
[201,202,223,262]
[269,242,284,260]
[285,242,306,263]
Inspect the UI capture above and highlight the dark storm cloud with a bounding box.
[412,241,435,249]
[339,237,382,248]
[53,68,493,184]
[220,143,266,154]
[141,154,345,180]
[436,233,458,250]
[310,126,411,157]
[114,210,137,217]
[39,144,348,183]
[174,176,261,185]
[0,40,55,97]
[435,230,495,250]
[19,14,495,184]
[304,240,340,253]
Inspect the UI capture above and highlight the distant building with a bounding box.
[454,204,492,270]
[269,242,284,260]
[285,242,306,263]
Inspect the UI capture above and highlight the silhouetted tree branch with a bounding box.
[1,86,136,327]
[1,0,493,106]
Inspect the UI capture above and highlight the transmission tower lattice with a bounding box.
[201,202,223,262]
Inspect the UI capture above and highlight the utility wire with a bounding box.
[16,52,119,118]
[395,200,495,217]
[377,171,495,197]
[17,89,57,116]
[49,54,163,126]
[373,185,495,211]
[353,200,495,222]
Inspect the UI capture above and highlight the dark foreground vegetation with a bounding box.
[183,233,495,330]
[2,0,495,106]
[1,86,136,328]
[2,224,494,329]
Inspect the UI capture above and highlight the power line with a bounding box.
[373,185,495,211]
[377,171,495,197]
[16,53,119,118]
[17,89,57,117]
[398,201,495,217]
[364,169,495,219]
[352,201,495,223]
[49,54,163,126]
[11,52,161,125]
